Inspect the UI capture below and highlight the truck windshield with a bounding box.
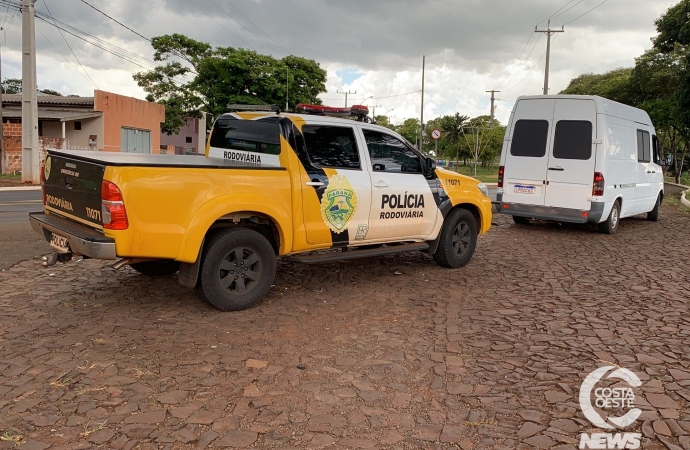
[210,116,282,155]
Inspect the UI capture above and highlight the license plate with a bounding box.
[513,184,536,194]
[49,233,70,253]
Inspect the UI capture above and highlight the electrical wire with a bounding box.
[222,0,291,56]
[185,0,253,50]
[536,0,579,26]
[503,34,563,93]
[563,0,609,26]
[41,0,99,89]
[36,25,96,87]
[206,0,286,56]
[498,34,543,91]
[79,0,150,42]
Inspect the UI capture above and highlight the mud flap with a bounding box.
[178,239,204,288]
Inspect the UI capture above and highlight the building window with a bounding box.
[74,121,82,131]
[186,136,193,143]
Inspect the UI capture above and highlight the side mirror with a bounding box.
[426,158,437,175]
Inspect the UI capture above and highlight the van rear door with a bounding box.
[544,99,596,211]
[502,98,555,206]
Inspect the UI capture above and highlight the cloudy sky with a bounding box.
[0,0,678,125]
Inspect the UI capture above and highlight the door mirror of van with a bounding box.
[426,158,437,175]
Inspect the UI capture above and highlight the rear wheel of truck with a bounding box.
[199,228,276,311]
[130,260,180,276]
[433,208,477,269]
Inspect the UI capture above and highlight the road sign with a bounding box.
[431,129,441,140]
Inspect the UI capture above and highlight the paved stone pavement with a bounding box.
[0,205,689,449]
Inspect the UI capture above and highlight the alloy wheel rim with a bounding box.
[218,246,262,295]
[452,222,471,256]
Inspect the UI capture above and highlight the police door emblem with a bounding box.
[44,156,52,180]
[320,174,357,233]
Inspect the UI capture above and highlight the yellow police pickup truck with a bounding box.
[30,106,492,311]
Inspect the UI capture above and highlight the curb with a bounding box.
[0,186,41,192]
[682,190,690,208]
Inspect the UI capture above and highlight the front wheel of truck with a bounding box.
[199,227,276,311]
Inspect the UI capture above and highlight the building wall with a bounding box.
[64,117,104,150]
[41,121,63,138]
[2,123,66,174]
[94,90,165,154]
[160,113,207,154]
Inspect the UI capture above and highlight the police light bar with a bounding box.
[227,104,280,112]
[295,103,370,120]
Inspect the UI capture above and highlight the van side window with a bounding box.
[652,134,660,164]
[553,120,592,160]
[510,120,549,158]
[363,129,422,174]
[302,125,361,169]
[637,130,651,163]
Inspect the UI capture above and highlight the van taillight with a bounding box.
[592,172,605,196]
[498,165,505,188]
[101,180,128,230]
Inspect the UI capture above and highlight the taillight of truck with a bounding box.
[101,180,129,230]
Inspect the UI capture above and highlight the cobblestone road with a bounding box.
[1,205,689,449]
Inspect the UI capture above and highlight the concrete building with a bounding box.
[160,113,207,155]
[1,90,165,173]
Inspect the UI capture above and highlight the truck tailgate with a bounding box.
[44,153,105,228]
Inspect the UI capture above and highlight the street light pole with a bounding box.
[21,0,39,183]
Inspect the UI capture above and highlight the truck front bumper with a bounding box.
[29,212,117,259]
[495,194,606,224]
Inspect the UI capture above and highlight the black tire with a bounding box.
[598,200,621,235]
[130,260,180,276]
[512,215,530,225]
[198,228,276,311]
[647,195,661,222]
[433,208,478,268]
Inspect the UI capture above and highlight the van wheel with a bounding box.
[512,216,530,225]
[598,200,621,235]
[433,208,477,268]
[130,260,180,276]
[647,195,661,222]
[199,228,276,311]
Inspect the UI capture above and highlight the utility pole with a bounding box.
[371,104,382,119]
[22,0,39,183]
[336,89,356,107]
[419,55,425,154]
[285,66,289,111]
[0,34,4,174]
[486,90,500,129]
[535,20,563,96]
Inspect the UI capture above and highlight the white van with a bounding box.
[496,95,664,234]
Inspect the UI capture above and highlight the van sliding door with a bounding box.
[544,99,596,211]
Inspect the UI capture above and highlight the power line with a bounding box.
[206,0,285,56]
[41,0,99,89]
[36,25,96,87]
[185,0,254,50]
[222,0,291,56]
[551,0,587,21]
[78,0,150,42]
[498,34,542,91]
[537,0,580,25]
[563,0,609,26]
[503,34,562,93]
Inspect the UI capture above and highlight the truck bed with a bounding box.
[48,150,285,170]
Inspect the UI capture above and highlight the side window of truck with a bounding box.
[302,125,361,169]
[210,116,281,155]
[553,120,592,160]
[363,129,422,174]
[510,120,549,157]
[636,130,651,163]
[652,134,660,164]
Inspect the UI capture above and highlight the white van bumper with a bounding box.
[496,194,606,224]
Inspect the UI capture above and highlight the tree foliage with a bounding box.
[134,33,328,134]
[559,68,633,103]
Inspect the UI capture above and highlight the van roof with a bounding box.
[515,95,652,125]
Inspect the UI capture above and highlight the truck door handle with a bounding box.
[373,181,389,188]
[306,181,324,187]
[548,167,564,171]
[646,170,656,174]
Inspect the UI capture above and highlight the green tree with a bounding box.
[40,89,62,96]
[2,78,22,94]
[459,116,505,174]
[374,115,396,131]
[397,118,421,146]
[559,68,633,103]
[436,113,470,163]
[134,33,327,134]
